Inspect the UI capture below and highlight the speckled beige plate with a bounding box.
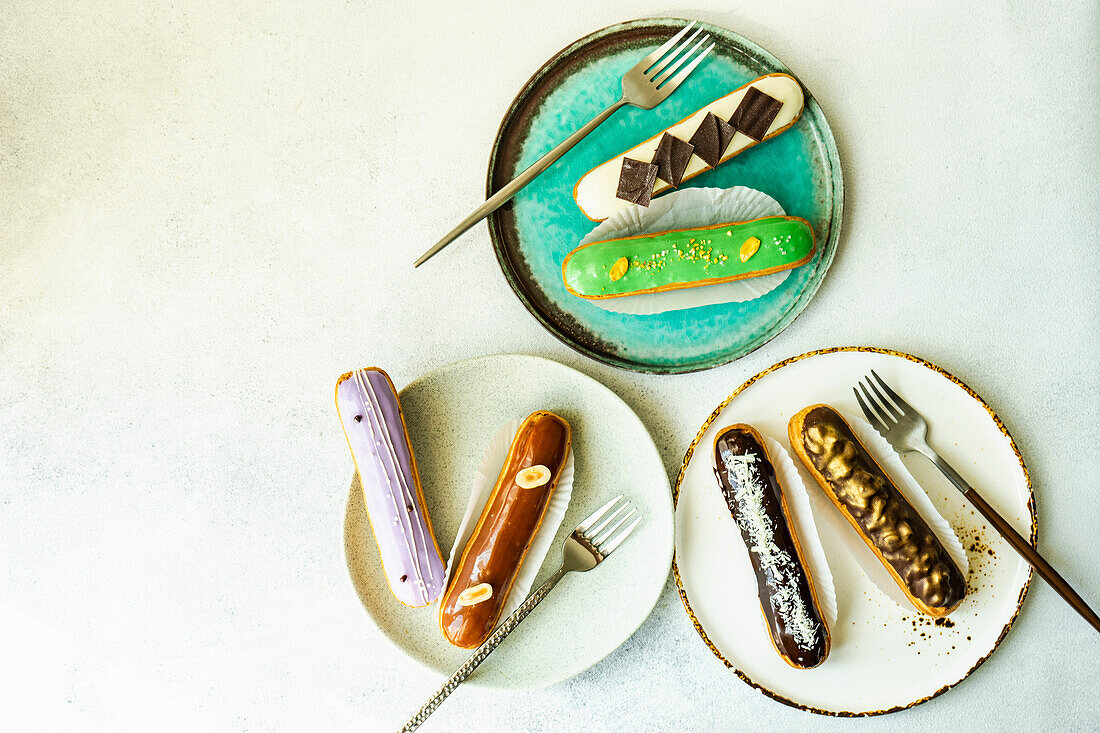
[344,354,673,689]
[674,347,1034,715]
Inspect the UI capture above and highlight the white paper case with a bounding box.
[576,186,790,315]
[443,418,574,623]
[802,412,969,610]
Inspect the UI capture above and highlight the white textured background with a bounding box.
[2,1,1098,731]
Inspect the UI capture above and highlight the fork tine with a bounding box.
[592,507,637,547]
[653,33,710,87]
[870,370,915,414]
[853,386,886,431]
[857,382,890,425]
[586,501,630,541]
[576,494,623,534]
[598,516,643,556]
[646,27,704,79]
[639,21,696,72]
[658,41,715,92]
[858,381,897,425]
[863,375,902,421]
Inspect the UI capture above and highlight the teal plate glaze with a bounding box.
[486,18,843,374]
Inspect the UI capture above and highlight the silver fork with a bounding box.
[413,21,715,267]
[854,369,1100,633]
[401,495,643,731]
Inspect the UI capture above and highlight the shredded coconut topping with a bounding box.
[721,449,820,652]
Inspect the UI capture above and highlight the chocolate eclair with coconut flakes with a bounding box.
[713,424,829,668]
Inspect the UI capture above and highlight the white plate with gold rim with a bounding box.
[673,346,1034,715]
[344,354,673,689]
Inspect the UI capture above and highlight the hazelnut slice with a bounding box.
[739,236,761,263]
[457,582,493,608]
[515,464,551,489]
[609,257,629,282]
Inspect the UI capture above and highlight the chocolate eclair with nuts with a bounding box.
[713,424,829,668]
[439,411,571,648]
[788,405,966,617]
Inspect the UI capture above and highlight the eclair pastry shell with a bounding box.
[336,367,446,608]
[787,405,966,617]
[572,73,805,221]
[561,216,815,300]
[439,410,572,648]
[713,424,830,668]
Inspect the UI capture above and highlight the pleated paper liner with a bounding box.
[575,186,791,315]
[442,418,575,624]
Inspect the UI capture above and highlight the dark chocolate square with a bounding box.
[651,133,694,187]
[615,157,659,207]
[688,112,736,168]
[728,86,784,142]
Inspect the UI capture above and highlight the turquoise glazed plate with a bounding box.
[486,18,842,374]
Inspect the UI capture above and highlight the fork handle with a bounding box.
[413,98,628,267]
[400,567,569,732]
[964,488,1100,633]
[922,453,1100,633]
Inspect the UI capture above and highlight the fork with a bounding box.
[413,21,715,267]
[854,369,1100,633]
[400,495,643,731]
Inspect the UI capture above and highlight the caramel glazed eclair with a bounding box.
[789,405,966,616]
[713,425,829,668]
[439,411,571,648]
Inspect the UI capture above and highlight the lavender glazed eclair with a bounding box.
[336,367,446,607]
[713,424,829,668]
[439,411,571,648]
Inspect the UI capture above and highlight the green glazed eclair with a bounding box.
[562,216,815,300]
